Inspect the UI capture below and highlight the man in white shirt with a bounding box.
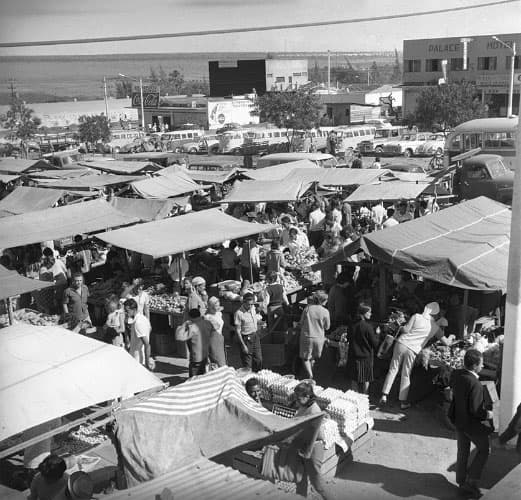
[371,200,386,229]
[382,207,400,229]
[124,298,153,370]
[308,202,326,248]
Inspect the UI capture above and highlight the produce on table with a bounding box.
[315,388,345,410]
[255,369,286,402]
[326,398,358,435]
[270,378,300,405]
[13,309,60,326]
[148,293,186,314]
[341,390,370,427]
[321,417,344,450]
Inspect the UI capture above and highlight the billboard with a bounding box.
[209,59,267,97]
[207,99,259,129]
[132,92,160,108]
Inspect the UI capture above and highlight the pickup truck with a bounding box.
[452,154,514,204]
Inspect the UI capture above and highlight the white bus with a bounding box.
[334,125,377,154]
[218,127,291,154]
[444,117,518,170]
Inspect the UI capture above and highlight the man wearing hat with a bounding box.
[53,471,94,500]
[187,276,208,317]
[380,302,447,410]
[234,293,263,372]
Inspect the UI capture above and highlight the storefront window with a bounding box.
[425,59,442,72]
[404,59,421,72]
[450,58,469,71]
[477,57,497,71]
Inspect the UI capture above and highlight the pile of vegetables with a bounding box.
[13,309,60,327]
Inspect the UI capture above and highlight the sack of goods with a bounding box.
[326,398,358,436]
[271,378,300,405]
[255,369,285,401]
[315,387,345,410]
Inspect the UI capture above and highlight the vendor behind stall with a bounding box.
[28,454,68,500]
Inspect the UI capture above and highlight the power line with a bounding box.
[0,0,515,48]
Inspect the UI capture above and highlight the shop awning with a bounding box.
[0,174,20,184]
[79,160,161,175]
[223,179,313,203]
[35,173,141,190]
[0,198,140,249]
[109,197,178,221]
[131,169,200,199]
[0,324,163,441]
[283,167,393,186]
[0,159,50,174]
[0,186,65,216]
[97,208,274,258]
[0,265,53,300]
[313,197,510,290]
[245,160,318,181]
[115,367,322,486]
[187,168,244,184]
[345,179,436,203]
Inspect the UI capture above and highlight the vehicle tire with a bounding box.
[114,147,120,154]
[404,148,413,158]
[175,147,182,153]
[375,146,383,154]
[189,147,198,154]
[209,145,219,154]
[436,147,443,156]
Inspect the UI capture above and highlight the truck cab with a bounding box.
[453,154,514,204]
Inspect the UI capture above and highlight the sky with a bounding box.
[0,0,519,56]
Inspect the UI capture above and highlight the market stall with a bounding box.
[282,167,394,187]
[187,168,245,185]
[0,198,140,250]
[79,160,161,175]
[0,186,67,217]
[130,166,200,199]
[33,173,141,191]
[244,160,318,181]
[108,197,180,222]
[0,159,51,175]
[223,178,314,204]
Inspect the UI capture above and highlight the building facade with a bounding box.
[265,59,309,91]
[402,33,521,117]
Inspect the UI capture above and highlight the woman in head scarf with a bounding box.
[380,302,445,410]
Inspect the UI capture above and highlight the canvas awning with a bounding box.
[283,167,393,187]
[0,186,65,216]
[0,198,139,249]
[0,265,53,300]
[345,179,436,203]
[29,168,93,179]
[313,197,510,290]
[79,160,161,175]
[245,159,318,181]
[0,174,20,184]
[0,324,163,441]
[109,197,178,221]
[187,168,244,184]
[131,168,200,199]
[35,173,141,190]
[97,208,274,258]
[115,367,322,486]
[223,179,313,203]
[0,159,50,174]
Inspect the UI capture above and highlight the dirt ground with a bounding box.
[154,346,520,500]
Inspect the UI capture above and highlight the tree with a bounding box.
[390,48,402,83]
[114,79,133,98]
[411,81,486,132]
[78,114,111,147]
[5,94,41,140]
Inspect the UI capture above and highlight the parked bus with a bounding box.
[218,127,291,154]
[160,129,205,152]
[444,117,518,170]
[334,125,377,154]
[103,130,146,153]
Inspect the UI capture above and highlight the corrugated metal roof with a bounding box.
[105,457,301,500]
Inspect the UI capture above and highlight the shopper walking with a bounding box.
[449,349,494,498]
[235,293,263,372]
[346,304,380,394]
[380,302,444,409]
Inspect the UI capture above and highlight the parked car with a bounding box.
[453,154,513,204]
[414,133,446,157]
[181,135,220,154]
[382,132,433,157]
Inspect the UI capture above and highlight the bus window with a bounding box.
[273,132,280,138]
[346,131,353,138]
[485,131,516,149]
[352,130,360,137]
[463,133,482,150]
[187,133,193,138]
[448,134,462,152]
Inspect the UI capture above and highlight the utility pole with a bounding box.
[103,77,109,121]
[327,50,331,94]
[8,78,16,101]
[500,111,521,435]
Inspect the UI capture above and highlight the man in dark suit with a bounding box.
[450,349,494,498]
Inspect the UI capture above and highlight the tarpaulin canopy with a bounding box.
[0,186,65,216]
[0,198,140,249]
[0,265,53,300]
[245,160,319,181]
[283,167,393,187]
[345,179,436,203]
[313,197,510,290]
[131,168,199,199]
[79,160,161,175]
[29,168,93,179]
[187,168,244,184]
[0,159,50,174]
[0,324,163,441]
[35,173,141,190]
[0,173,20,184]
[115,367,322,486]
[97,208,274,258]
[109,197,178,221]
[224,179,313,203]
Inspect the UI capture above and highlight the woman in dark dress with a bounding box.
[346,304,380,394]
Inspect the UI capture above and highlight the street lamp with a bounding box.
[119,73,145,131]
[492,36,516,117]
